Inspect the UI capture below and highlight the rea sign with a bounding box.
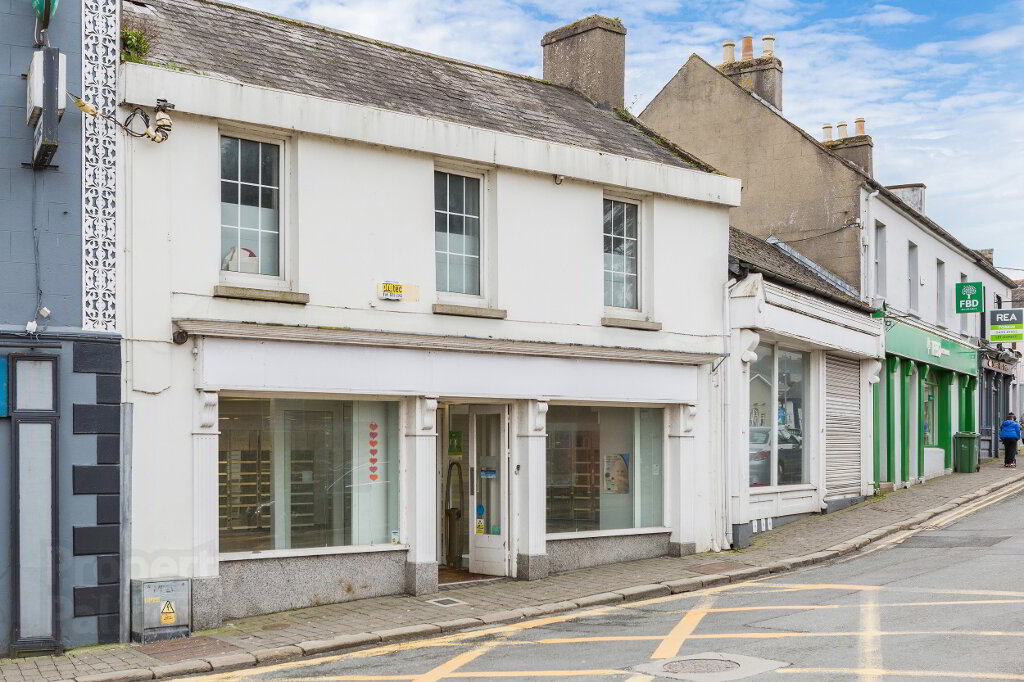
[955,282,985,314]
[990,308,1024,343]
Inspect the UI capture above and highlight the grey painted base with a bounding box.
[731,523,754,550]
[215,550,408,621]
[668,541,696,557]
[824,495,867,514]
[547,533,670,574]
[516,553,549,580]
[190,576,223,631]
[405,561,438,595]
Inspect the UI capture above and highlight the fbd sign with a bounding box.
[990,309,1024,343]
[955,282,985,314]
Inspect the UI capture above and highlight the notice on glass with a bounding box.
[603,453,630,494]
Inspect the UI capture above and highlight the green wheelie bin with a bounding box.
[954,432,979,473]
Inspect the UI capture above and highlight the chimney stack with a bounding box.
[886,183,927,214]
[722,40,735,63]
[822,123,833,142]
[824,117,873,176]
[542,15,626,109]
[718,33,783,110]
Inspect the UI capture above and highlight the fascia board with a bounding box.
[121,63,741,207]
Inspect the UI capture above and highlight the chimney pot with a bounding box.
[762,34,775,57]
[741,35,754,60]
[541,15,627,109]
[723,40,735,64]
[837,121,848,138]
[855,117,865,136]
[822,123,833,142]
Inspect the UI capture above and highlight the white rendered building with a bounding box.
[118,2,740,627]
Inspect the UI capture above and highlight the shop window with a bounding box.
[922,380,938,447]
[220,135,281,277]
[434,170,482,296]
[749,344,811,487]
[545,406,663,533]
[218,397,400,553]
[603,198,640,309]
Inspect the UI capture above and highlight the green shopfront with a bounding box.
[874,317,978,487]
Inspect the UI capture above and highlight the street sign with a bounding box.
[955,281,985,314]
[990,308,1024,343]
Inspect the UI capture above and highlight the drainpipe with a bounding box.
[719,277,737,552]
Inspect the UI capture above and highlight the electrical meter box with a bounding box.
[130,579,191,643]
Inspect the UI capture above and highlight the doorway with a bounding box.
[438,403,510,584]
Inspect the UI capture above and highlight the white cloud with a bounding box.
[862,4,927,27]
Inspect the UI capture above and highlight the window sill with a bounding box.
[432,303,507,319]
[601,317,662,332]
[748,483,816,494]
[219,544,409,561]
[546,527,672,541]
[214,285,310,305]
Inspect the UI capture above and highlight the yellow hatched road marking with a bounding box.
[858,589,882,682]
[776,667,1024,680]
[651,594,715,659]
[412,637,502,682]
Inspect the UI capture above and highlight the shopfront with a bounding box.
[877,317,978,486]
[729,275,884,548]
[979,352,1017,460]
[167,324,711,626]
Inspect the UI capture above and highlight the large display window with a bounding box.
[749,344,812,487]
[545,405,664,533]
[218,397,400,553]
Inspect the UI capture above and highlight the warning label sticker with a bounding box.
[160,601,176,625]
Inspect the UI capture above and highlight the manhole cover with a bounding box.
[664,658,741,673]
[427,597,467,607]
[632,652,787,681]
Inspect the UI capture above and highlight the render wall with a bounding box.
[640,56,865,291]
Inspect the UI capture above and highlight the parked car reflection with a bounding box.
[749,427,804,486]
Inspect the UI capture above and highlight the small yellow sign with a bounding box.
[160,601,176,625]
[376,282,420,302]
[475,519,485,535]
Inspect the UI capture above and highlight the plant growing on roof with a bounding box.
[120,14,155,63]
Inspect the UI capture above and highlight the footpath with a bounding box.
[4,460,1022,682]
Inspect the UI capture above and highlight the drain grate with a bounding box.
[663,658,741,674]
[427,597,467,607]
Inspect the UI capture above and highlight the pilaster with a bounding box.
[667,403,698,556]
[403,396,438,595]
[513,399,549,580]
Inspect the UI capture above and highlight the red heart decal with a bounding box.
[369,466,378,473]
[369,458,378,464]
[369,474,378,481]
[369,432,379,439]
[369,423,378,430]
[370,448,378,455]
[369,440,378,447]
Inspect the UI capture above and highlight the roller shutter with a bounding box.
[825,354,862,499]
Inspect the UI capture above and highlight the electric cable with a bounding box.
[769,222,857,245]
[66,91,151,138]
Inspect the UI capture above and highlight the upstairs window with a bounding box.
[603,198,639,309]
[874,222,886,297]
[936,260,946,325]
[220,135,281,277]
[907,242,919,312]
[434,171,481,296]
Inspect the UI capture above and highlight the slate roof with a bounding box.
[729,228,869,310]
[124,0,715,173]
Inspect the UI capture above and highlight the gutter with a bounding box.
[733,260,876,314]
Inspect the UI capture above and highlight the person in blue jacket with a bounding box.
[999,413,1020,468]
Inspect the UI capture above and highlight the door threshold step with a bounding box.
[439,576,509,591]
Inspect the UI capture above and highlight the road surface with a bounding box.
[193,479,1024,681]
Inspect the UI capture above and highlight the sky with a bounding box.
[233,0,1024,276]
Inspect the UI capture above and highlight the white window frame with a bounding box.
[873,221,886,298]
[936,259,946,327]
[602,194,644,314]
[749,341,816,489]
[907,241,919,314]
[218,127,291,291]
[434,165,488,306]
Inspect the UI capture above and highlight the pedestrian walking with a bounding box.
[999,413,1020,468]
